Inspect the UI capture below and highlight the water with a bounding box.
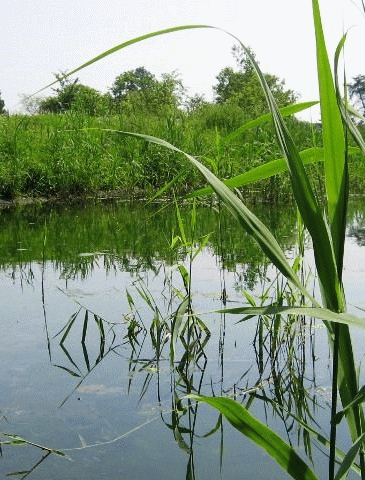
[1,199,365,480]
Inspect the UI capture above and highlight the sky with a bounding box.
[1,0,365,120]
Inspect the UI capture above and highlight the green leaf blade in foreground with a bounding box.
[34,25,214,95]
[334,34,365,155]
[335,432,365,480]
[312,0,347,278]
[214,305,365,330]
[190,147,324,198]
[312,1,364,460]
[190,145,360,198]
[229,38,343,313]
[221,101,319,146]
[188,395,318,480]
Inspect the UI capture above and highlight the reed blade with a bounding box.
[188,395,318,480]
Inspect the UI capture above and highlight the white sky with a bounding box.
[1,0,365,120]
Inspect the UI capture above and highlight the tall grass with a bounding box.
[2,95,365,202]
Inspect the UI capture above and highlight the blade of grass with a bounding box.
[312,3,364,477]
[190,147,322,198]
[335,432,365,480]
[334,33,365,155]
[34,26,215,96]
[221,101,319,146]
[187,395,318,480]
[214,305,365,330]
[189,146,360,198]
[218,33,344,313]
[313,0,347,279]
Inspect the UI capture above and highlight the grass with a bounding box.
[2,100,365,202]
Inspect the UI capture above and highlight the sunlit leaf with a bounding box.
[188,395,318,480]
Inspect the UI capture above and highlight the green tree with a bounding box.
[110,67,184,114]
[110,66,156,101]
[39,72,107,115]
[348,74,365,115]
[0,90,6,114]
[213,46,296,119]
[184,93,208,114]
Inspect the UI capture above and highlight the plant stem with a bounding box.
[329,323,340,480]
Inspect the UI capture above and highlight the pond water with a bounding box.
[1,198,365,480]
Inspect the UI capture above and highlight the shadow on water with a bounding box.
[0,198,365,478]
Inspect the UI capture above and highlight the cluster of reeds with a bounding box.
[1,87,365,201]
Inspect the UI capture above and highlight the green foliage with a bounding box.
[214,46,296,119]
[183,93,207,113]
[39,72,108,115]
[348,74,365,115]
[110,67,183,115]
[46,19,365,479]
[110,66,156,100]
[188,395,318,480]
[190,101,245,132]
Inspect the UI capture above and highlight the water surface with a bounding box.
[1,199,365,479]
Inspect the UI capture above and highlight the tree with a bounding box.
[39,72,108,115]
[0,91,6,114]
[213,46,296,119]
[110,67,184,114]
[184,93,208,114]
[348,74,365,115]
[39,72,80,113]
[110,67,156,101]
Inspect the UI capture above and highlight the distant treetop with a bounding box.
[213,45,296,119]
[0,90,6,114]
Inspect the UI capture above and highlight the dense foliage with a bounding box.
[213,47,296,119]
[38,73,110,115]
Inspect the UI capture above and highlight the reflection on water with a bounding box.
[0,199,364,479]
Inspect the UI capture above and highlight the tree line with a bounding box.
[1,45,365,119]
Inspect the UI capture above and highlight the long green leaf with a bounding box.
[334,33,365,155]
[313,0,347,280]
[312,6,365,477]
[334,386,365,425]
[335,432,365,480]
[170,296,189,367]
[190,146,360,198]
[256,396,363,476]
[187,395,318,480]
[34,25,214,96]
[193,147,321,198]
[221,101,319,146]
[226,36,343,313]
[214,305,365,330]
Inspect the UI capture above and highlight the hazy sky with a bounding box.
[1,0,365,119]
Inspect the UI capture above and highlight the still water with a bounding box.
[1,199,365,480]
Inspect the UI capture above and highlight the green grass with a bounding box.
[2,100,365,202]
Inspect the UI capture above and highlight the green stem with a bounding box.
[329,323,340,480]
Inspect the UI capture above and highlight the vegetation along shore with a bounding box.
[1,45,365,204]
